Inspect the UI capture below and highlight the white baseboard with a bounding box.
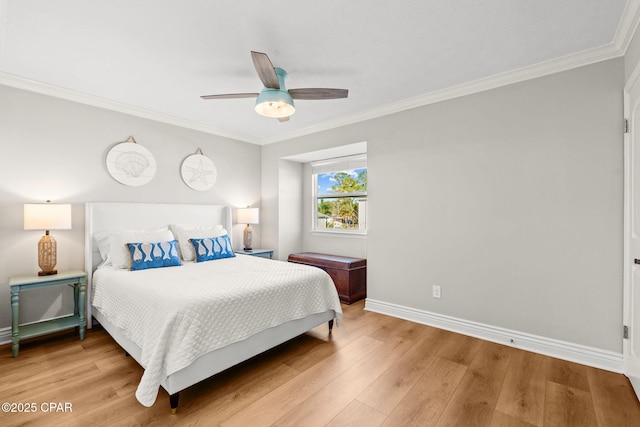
[364,298,623,373]
[0,326,11,346]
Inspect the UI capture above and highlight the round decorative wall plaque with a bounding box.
[181,151,217,191]
[106,138,156,186]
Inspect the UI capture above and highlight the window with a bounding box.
[312,154,367,233]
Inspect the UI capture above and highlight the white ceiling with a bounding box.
[0,1,635,145]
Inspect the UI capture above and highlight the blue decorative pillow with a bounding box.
[127,240,182,271]
[189,235,235,262]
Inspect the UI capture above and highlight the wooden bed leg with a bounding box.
[170,393,180,414]
[328,319,334,332]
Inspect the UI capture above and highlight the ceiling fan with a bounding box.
[200,51,348,122]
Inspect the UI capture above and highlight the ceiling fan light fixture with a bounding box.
[201,54,348,119]
[255,89,296,118]
[255,99,296,118]
[255,67,295,118]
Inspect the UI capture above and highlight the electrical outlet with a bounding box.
[432,285,441,299]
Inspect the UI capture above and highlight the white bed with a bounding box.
[84,202,342,411]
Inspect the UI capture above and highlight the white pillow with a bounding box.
[94,230,112,262]
[108,227,175,269]
[171,224,227,261]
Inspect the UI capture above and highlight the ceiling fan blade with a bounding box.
[251,51,280,89]
[278,116,290,122]
[200,93,259,100]
[289,88,348,100]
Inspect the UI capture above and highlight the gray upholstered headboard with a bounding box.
[84,202,232,325]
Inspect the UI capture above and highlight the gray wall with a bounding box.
[0,56,626,355]
[278,160,304,258]
[0,85,261,329]
[262,58,624,353]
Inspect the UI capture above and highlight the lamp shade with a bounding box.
[24,203,72,230]
[237,208,259,225]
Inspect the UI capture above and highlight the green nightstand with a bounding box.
[235,249,274,259]
[9,270,87,357]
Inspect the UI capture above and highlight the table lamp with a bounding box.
[237,207,259,251]
[24,201,72,276]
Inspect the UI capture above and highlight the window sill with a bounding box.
[310,230,367,238]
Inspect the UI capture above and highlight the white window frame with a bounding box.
[311,154,367,235]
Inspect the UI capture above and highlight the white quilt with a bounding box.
[91,254,342,406]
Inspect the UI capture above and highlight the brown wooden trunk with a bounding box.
[287,252,366,304]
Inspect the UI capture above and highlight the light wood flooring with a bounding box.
[1,300,639,426]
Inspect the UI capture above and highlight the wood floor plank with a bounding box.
[277,333,336,372]
[272,327,421,427]
[381,357,467,427]
[326,400,386,427]
[546,357,591,392]
[366,313,428,342]
[587,367,640,427]
[543,381,598,427]
[283,312,395,373]
[489,410,538,427]
[57,392,166,427]
[435,341,512,427]
[3,382,120,426]
[435,330,483,366]
[160,356,300,426]
[0,351,48,378]
[494,349,547,426]
[219,335,383,427]
[0,359,99,398]
[1,302,638,426]
[356,328,445,415]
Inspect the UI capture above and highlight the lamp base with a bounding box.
[37,232,58,276]
[38,270,58,276]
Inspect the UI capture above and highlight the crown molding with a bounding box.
[1,1,638,147]
[261,42,625,145]
[0,71,260,144]
[261,2,640,145]
[0,39,627,148]
[614,0,640,53]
